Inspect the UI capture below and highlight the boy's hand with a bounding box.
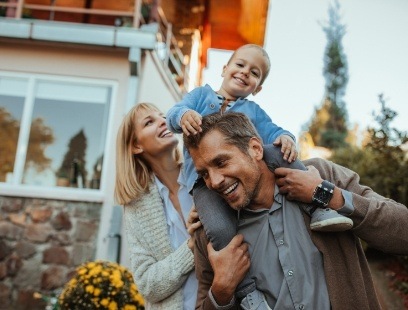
[181,110,202,136]
[273,135,298,163]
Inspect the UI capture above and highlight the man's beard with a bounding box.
[234,171,261,211]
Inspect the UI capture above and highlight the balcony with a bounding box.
[0,0,192,93]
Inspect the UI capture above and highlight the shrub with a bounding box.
[58,260,144,310]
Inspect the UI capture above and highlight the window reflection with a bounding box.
[0,77,27,183]
[0,74,112,190]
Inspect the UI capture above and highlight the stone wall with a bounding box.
[0,196,102,310]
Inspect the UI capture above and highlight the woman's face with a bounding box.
[133,108,178,157]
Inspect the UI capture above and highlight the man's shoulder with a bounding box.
[302,157,333,169]
[194,227,209,252]
[302,157,335,177]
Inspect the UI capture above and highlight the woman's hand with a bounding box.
[186,205,202,250]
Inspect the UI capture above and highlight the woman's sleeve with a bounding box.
[123,204,195,303]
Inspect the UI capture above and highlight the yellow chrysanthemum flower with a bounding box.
[100,298,110,307]
[58,260,144,309]
[85,285,94,294]
[108,301,118,310]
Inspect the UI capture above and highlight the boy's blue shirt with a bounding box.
[166,84,295,192]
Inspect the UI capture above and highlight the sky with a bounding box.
[203,0,408,142]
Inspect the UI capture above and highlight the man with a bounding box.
[183,112,408,310]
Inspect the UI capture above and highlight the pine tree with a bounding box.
[307,0,349,149]
[57,129,88,187]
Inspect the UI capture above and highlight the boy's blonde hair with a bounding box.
[228,44,271,85]
[114,103,181,205]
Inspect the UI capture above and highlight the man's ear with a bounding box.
[252,85,262,96]
[248,137,263,160]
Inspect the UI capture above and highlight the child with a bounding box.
[166,44,352,310]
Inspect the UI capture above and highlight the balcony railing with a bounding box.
[0,0,189,93]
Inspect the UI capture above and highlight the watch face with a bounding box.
[312,182,334,208]
[314,187,331,204]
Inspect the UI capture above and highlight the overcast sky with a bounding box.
[203,0,408,141]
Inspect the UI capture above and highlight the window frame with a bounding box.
[0,71,118,202]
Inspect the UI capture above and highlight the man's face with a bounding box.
[189,130,263,210]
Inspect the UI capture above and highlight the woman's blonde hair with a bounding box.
[114,103,181,205]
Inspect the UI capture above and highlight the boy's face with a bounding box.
[220,47,267,99]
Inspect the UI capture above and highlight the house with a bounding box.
[0,0,268,308]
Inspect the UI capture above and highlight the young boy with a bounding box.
[166,44,352,310]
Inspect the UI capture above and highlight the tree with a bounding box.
[57,129,88,187]
[26,117,55,172]
[0,107,54,182]
[0,108,19,181]
[307,0,349,149]
[330,94,408,205]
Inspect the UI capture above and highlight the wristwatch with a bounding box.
[312,180,335,208]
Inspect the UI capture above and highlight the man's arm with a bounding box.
[194,228,247,310]
[275,157,408,255]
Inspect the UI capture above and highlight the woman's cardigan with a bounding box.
[123,182,195,309]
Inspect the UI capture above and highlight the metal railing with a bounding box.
[0,0,188,93]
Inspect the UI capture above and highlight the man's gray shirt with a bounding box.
[237,185,331,310]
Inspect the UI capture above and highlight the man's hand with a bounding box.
[275,165,323,202]
[181,110,202,136]
[273,135,298,163]
[209,234,250,305]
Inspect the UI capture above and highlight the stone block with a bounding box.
[9,213,27,227]
[15,241,36,259]
[43,246,69,265]
[15,289,46,310]
[25,223,51,243]
[0,283,11,310]
[0,222,24,240]
[0,239,11,260]
[51,232,72,246]
[71,202,102,220]
[51,212,72,231]
[6,255,23,276]
[41,266,66,290]
[0,198,24,213]
[0,262,6,280]
[72,244,95,266]
[75,220,97,242]
[14,256,42,288]
[30,208,52,223]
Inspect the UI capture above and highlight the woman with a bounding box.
[114,103,201,309]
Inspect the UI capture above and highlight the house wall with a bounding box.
[0,40,132,309]
[138,50,182,111]
[0,39,184,308]
[0,196,102,309]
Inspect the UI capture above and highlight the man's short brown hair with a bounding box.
[183,112,262,155]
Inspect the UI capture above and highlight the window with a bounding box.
[0,72,114,191]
